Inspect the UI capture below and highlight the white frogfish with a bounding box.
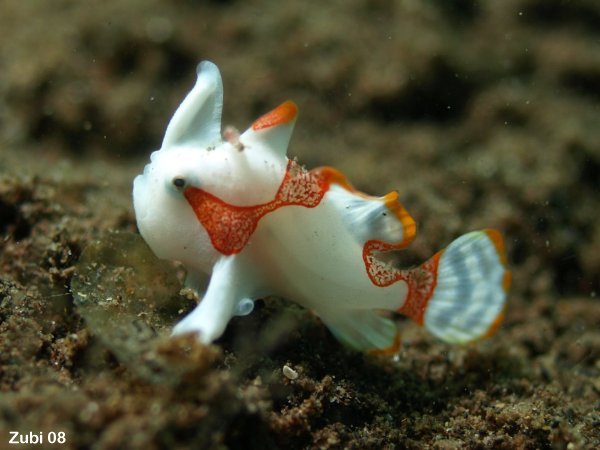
[133,61,510,354]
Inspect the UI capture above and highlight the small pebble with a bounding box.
[282,365,298,380]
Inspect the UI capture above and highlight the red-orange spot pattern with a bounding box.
[184,160,327,255]
[184,157,428,320]
[363,240,441,324]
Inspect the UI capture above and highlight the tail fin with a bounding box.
[398,229,510,344]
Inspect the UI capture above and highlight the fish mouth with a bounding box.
[132,174,149,221]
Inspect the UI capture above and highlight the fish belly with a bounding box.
[245,202,406,312]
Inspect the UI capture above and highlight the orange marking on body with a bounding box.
[361,242,441,325]
[251,100,298,130]
[367,331,402,356]
[184,159,327,255]
[358,192,419,292]
[396,251,442,325]
[362,241,405,287]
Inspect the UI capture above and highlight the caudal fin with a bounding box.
[398,229,510,344]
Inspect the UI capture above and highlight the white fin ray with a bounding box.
[162,61,223,150]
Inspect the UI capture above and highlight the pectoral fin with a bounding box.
[172,255,255,343]
[321,180,416,250]
[320,309,401,354]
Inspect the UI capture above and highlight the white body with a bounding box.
[133,62,509,352]
[234,190,408,311]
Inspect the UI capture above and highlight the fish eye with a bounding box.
[172,176,186,189]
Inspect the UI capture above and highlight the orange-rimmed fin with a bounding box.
[382,191,417,248]
[484,228,508,266]
[484,228,512,293]
[242,101,299,157]
[251,100,298,130]
[402,230,509,344]
[483,306,505,339]
[314,166,417,251]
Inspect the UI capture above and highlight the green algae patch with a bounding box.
[71,231,215,384]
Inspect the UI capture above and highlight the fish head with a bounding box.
[133,61,225,269]
[133,61,298,268]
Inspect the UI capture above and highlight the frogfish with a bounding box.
[133,61,510,353]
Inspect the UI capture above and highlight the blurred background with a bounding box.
[2,0,598,300]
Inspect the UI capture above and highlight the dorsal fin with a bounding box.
[240,101,298,158]
[312,166,417,249]
[162,61,223,150]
